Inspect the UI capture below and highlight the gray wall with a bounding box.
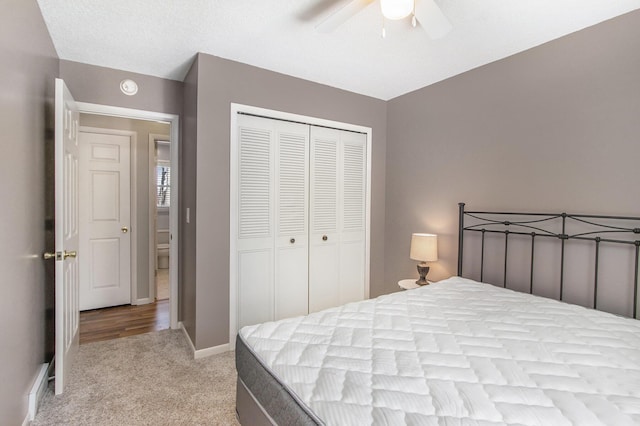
[0,0,59,423]
[78,114,170,301]
[60,60,183,116]
[190,53,387,349]
[180,57,198,342]
[385,11,640,297]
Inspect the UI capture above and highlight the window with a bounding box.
[156,162,170,208]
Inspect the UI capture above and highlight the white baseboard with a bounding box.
[194,343,230,359]
[28,363,49,422]
[179,322,230,359]
[133,297,152,305]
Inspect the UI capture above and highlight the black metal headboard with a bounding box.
[457,202,640,319]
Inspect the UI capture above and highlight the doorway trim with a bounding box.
[148,134,171,303]
[78,126,138,306]
[77,102,180,330]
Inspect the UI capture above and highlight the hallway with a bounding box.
[79,300,169,345]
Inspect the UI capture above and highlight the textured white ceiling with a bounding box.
[37,0,640,100]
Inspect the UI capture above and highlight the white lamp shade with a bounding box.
[380,0,414,20]
[410,233,438,262]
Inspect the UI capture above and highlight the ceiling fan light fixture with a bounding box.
[380,0,414,20]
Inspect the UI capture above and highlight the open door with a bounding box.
[47,78,80,394]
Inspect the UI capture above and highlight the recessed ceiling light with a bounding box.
[120,79,138,96]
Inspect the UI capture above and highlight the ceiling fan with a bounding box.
[315,0,452,39]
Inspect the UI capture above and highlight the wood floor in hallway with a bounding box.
[79,300,169,344]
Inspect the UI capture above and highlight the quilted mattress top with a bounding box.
[239,277,640,425]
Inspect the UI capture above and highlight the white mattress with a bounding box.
[239,277,640,425]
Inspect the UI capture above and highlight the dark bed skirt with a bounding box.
[235,333,322,426]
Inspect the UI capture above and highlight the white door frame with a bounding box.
[229,103,373,345]
[148,134,171,302]
[77,102,180,330]
[79,126,137,306]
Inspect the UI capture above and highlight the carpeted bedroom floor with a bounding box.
[33,329,240,425]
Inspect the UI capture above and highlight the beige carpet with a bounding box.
[34,330,239,425]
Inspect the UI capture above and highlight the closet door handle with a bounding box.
[322,235,328,241]
[290,238,295,244]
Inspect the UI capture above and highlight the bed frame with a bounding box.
[457,202,640,319]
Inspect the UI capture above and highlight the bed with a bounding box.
[236,203,640,425]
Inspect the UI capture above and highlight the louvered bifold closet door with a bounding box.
[309,126,366,313]
[339,131,367,305]
[236,115,276,329]
[236,114,310,329]
[274,121,309,321]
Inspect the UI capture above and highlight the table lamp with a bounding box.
[410,233,438,285]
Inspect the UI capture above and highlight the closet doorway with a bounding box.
[229,104,372,343]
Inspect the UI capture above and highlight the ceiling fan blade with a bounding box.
[297,0,345,22]
[415,0,452,40]
[315,0,376,33]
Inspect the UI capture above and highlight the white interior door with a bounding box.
[236,115,275,329]
[309,127,340,312]
[236,114,311,329]
[274,121,309,321]
[53,78,80,395]
[309,126,367,313]
[79,130,131,310]
[338,131,367,304]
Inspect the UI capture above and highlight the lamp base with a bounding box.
[416,263,430,286]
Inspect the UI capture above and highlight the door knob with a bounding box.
[43,252,56,260]
[63,250,77,259]
[322,235,328,241]
[121,226,129,233]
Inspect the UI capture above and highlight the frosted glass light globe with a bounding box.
[380,0,413,20]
